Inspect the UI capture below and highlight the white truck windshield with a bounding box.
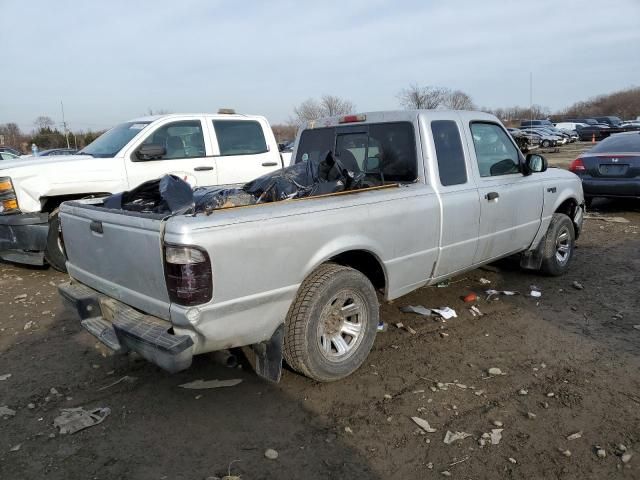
[78,122,151,158]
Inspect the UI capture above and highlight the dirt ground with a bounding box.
[1,143,640,479]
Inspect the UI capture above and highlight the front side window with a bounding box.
[213,120,267,156]
[470,122,521,177]
[431,120,467,186]
[142,120,205,159]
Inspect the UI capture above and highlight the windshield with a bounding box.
[78,121,151,158]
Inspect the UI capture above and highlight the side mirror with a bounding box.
[135,144,165,161]
[524,153,547,174]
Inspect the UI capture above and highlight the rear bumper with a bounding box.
[58,281,194,373]
[0,212,49,265]
[581,178,640,198]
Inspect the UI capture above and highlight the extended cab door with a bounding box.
[123,116,218,189]
[464,121,543,263]
[423,115,481,278]
[209,117,282,185]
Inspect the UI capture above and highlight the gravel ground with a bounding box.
[1,147,639,479]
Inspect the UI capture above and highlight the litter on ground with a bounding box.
[411,416,437,433]
[443,430,472,444]
[400,305,432,316]
[178,378,243,389]
[433,307,457,320]
[53,407,111,434]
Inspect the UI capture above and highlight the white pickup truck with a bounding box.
[58,110,585,383]
[0,112,284,271]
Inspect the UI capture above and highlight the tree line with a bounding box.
[3,87,638,148]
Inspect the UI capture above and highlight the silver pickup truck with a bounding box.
[58,110,584,383]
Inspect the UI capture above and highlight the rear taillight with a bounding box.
[164,244,212,306]
[569,158,586,172]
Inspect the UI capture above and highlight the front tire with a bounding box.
[541,139,551,148]
[539,213,575,276]
[283,263,379,382]
[44,209,67,273]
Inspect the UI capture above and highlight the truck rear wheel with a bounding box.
[283,263,379,382]
[44,209,68,273]
[539,213,575,276]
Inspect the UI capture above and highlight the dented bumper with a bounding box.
[0,212,48,265]
[58,281,194,373]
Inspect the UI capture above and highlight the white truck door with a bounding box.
[465,121,543,264]
[124,117,218,189]
[210,118,281,185]
[426,117,481,278]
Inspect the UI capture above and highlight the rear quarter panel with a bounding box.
[165,185,440,352]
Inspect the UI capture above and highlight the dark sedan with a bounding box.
[570,132,640,206]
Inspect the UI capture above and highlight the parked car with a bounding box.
[507,128,533,151]
[575,124,610,141]
[58,110,584,382]
[530,127,571,144]
[0,112,286,271]
[1,151,20,161]
[519,128,561,147]
[0,147,22,156]
[593,116,623,127]
[520,119,554,128]
[21,148,79,158]
[509,128,542,146]
[569,131,640,206]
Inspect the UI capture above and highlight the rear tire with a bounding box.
[44,209,68,273]
[541,139,551,148]
[283,263,379,382]
[539,213,575,276]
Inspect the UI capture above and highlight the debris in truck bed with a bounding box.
[53,406,111,434]
[103,151,369,216]
[104,174,195,214]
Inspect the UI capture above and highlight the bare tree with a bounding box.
[292,95,355,125]
[319,95,355,116]
[33,116,55,131]
[443,90,475,110]
[397,84,448,110]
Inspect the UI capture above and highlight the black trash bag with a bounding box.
[243,150,364,203]
[103,174,194,214]
[193,187,256,214]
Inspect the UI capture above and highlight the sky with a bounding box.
[1,0,639,132]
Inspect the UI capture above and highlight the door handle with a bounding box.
[485,192,500,201]
[262,162,278,167]
[194,166,213,171]
[89,220,103,234]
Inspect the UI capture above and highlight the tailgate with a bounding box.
[60,202,171,320]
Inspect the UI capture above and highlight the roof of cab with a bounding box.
[127,112,264,123]
[301,109,499,130]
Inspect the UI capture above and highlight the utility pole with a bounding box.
[60,100,70,148]
[529,72,533,123]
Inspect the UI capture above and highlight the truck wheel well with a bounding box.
[41,193,111,213]
[329,250,386,292]
[555,198,581,239]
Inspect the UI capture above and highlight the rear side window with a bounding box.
[213,120,267,156]
[431,120,467,186]
[590,133,640,153]
[295,122,417,182]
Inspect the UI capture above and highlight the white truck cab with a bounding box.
[0,112,284,271]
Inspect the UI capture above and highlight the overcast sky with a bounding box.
[2,0,639,132]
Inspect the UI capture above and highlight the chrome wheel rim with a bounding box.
[317,289,367,362]
[555,226,571,264]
